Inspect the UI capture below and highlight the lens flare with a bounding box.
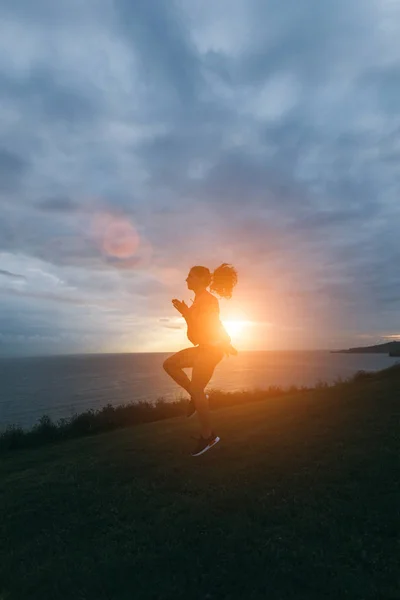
[91,212,140,259]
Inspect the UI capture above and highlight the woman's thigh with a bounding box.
[191,347,224,391]
[163,346,199,370]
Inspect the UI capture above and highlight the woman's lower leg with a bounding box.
[164,365,192,395]
[191,390,212,439]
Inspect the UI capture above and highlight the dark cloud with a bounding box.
[115,0,202,105]
[0,0,89,25]
[36,197,80,212]
[238,0,374,86]
[0,67,100,125]
[0,148,28,191]
[0,269,26,280]
[359,65,400,116]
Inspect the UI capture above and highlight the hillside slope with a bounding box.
[1,368,399,600]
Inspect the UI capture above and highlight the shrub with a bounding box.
[0,425,25,451]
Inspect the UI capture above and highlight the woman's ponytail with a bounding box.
[210,263,238,299]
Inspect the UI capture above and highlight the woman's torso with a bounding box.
[186,291,230,347]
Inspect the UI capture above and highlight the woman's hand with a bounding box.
[172,299,189,317]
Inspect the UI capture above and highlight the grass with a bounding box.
[0,385,310,453]
[0,364,399,599]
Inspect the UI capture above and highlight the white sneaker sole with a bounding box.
[191,436,220,457]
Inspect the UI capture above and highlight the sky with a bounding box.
[1,0,400,356]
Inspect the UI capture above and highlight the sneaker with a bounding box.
[186,394,209,419]
[190,431,220,457]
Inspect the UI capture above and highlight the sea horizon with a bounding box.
[0,347,368,361]
[1,350,398,432]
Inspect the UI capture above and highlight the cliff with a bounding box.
[332,341,400,354]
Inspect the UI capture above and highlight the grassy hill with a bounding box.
[1,366,399,600]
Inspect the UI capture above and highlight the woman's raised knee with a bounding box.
[163,357,173,372]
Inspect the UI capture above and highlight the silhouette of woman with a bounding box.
[163,263,238,456]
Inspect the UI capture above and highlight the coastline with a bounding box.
[2,362,399,453]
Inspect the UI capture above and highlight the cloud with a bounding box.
[0,269,26,280]
[0,148,28,192]
[35,197,80,212]
[0,0,399,354]
[115,0,202,105]
[162,323,184,330]
[0,67,99,127]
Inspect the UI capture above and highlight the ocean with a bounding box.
[0,351,398,431]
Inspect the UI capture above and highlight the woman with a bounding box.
[163,263,238,457]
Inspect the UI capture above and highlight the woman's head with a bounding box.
[186,263,238,299]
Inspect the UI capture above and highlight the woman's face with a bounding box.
[186,269,204,291]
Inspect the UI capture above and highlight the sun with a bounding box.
[222,320,249,340]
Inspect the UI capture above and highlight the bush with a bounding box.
[32,415,58,440]
[350,370,373,383]
[0,425,25,451]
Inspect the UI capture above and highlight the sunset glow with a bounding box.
[222,320,251,341]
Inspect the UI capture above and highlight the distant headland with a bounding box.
[331,341,400,357]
